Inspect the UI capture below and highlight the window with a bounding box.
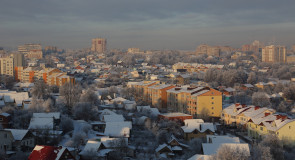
[0,118,3,121]
[212,112,214,115]
[211,97,214,99]
[212,107,214,110]
[289,126,291,129]
[260,127,263,131]
[212,102,214,104]
[4,133,7,138]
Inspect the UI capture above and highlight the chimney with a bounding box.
[255,106,260,110]
[264,112,270,117]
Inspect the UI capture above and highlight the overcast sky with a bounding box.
[1,0,295,50]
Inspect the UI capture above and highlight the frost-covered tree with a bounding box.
[60,116,74,133]
[73,102,99,121]
[213,145,249,160]
[252,92,271,107]
[283,84,295,101]
[80,88,98,105]
[247,72,257,84]
[31,80,49,99]
[252,143,273,160]
[60,83,82,112]
[259,134,284,160]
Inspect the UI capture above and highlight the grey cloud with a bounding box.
[0,0,295,49]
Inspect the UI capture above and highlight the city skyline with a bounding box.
[1,0,295,50]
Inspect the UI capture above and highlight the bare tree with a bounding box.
[31,80,49,99]
[252,143,274,160]
[259,134,284,160]
[199,107,210,122]
[60,83,82,112]
[72,102,99,121]
[80,88,98,105]
[247,72,257,84]
[60,116,74,133]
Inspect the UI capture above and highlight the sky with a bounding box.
[1,0,295,50]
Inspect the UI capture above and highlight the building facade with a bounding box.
[262,45,286,63]
[0,57,14,76]
[91,38,107,53]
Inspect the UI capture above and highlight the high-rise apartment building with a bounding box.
[196,44,220,57]
[12,53,25,67]
[91,38,107,53]
[18,44,43,59]
[262,45,286,63]
[0,57,14,76]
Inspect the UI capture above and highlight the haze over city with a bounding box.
[1,1,295,160]
[1,0,295,50]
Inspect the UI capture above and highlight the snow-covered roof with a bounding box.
[243,84,254,88]
[102,114,125,122]
[0,112,10,117]
[80,140,102,156]
[4,129,29,141]
[224,87,235,92]
[33,112,60,119]
[28,145,70,160]
[155,143,172,153]
[104,121,132,137]
[206,135,240,144]
[160,112,192,117]
[0,91,29,105]
[100,137,128,148]
[182,119,215,133]
[28,117,54,130]
[188,154,212,160]
[202,143,250,156]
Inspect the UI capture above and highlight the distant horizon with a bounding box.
[1,1,295,50]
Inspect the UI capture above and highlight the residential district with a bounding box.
[0,39,295,160]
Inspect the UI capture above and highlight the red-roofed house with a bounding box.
[28,145,75,160]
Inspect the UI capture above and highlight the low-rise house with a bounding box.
[181,119,215,140]
[0,90,29,107]
[158,112,193,122]
[255,82,269,89]
[4,129,35,151]
[28,145,75,160]
[155,143,174,158]
[32,112,61,126]
[79,140,110,159]
[222,87,235,96]
[28,117,54,130]
[175,74,190,85]
[221,103,275,128]
[0,130,14,154]
[240,84,254,90]
[247,113,295,141]
[167,135,189,154]
[0,113,11,128]
[201,135,250,156]
[104,121,132,138]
